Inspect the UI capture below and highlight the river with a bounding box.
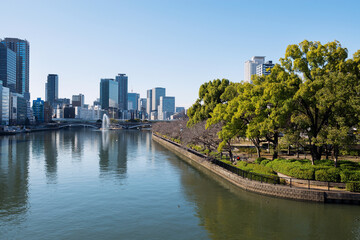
[0,129,359,240]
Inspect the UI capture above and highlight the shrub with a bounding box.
[340,170,360,182]
[315,168,340,182]
[260,160,271,166]
[346,182,360,192]
[255,157,267,164]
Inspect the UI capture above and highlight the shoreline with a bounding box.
[152,133,360,204]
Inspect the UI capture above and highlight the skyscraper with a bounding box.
[0,43,16,92]
[45,74,58,107]
[158,96,175,120]
[116,74,128,111]
[100,78,118,110]
[72,93,85,107]
[127,92,139,110]
[152,87,166,112]
[244,56,265,83]
[32,98,44,123]
[1,38,30,95]
[146,89,152,116]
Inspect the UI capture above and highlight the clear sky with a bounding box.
[1,0,360,108]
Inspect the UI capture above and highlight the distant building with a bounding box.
[244,56,265,83]
[116,74,128,111]
[100,78,118,110]
[63,105,75,118]
[158,96,175,120]
[72,93,84,107]
[256,60,274,77]
[1,38,30,96]
[146,89,152,117]
[0,81,10,125]
[128,93,139,111]
[152,87,166,117]
[0,43,16,92]
[44,101,52,123]
[138,98,147,119]
[32,98,44,123]
[175,107,185,113]
[9,93,27,125]
[45,74,58,107]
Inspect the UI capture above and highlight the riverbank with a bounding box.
[152,133,360,204]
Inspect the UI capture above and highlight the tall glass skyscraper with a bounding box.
[0,43,16,93]
[152,87,166,112]
[100,78,118,110]
[1,38,30,95]
[45,74,58,107]
[116,74,128,111]
[127,92,139,110]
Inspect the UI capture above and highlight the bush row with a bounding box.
[264,158,360,183]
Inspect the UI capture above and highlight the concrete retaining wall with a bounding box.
[152,134,360,204]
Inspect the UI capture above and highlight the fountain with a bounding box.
[102,114,110,131]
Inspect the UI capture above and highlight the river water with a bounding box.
[0,129,359,240]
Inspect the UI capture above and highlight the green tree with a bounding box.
[280,40,360,163]
[187,79,230,127]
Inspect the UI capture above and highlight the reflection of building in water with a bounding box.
[99,131,127,180]
[0,134,30,218]
[44,131,58,183]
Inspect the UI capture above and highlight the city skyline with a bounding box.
[1,0,360,108]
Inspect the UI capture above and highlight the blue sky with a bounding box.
[1,0,360,108]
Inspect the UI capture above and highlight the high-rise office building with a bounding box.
[176,107,185,113]
[116,74,128,111]
[100,78,118,110]
[45,74,58,107]
[152,87,166,112]
[146,89,152,116]
[32,98,44,123]
[244,56,265,83]
[72,93,85,107]
[158,96,175,120]
[127,92,139,110]
[0,81,10,125]
[0,43,16,92]
[1,38,30,95]
[256,60,275,77]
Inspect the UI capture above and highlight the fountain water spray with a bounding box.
[102,114,110,130]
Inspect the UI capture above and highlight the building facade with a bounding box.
[146,89,152,117]
[32,98,44,123]
[158,96,175,120]
[152,87,166,113]
[128,93,139,111]
[244,56,265,83]
[256,60,275,77]
[100,78,118,110]
[72,93,84,107]
[1,38,30,96]
[46,74,58,107]
[0,43,16,92]
[116,74,128,111]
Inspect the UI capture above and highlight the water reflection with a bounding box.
[0,134,30,222]
[99,130,127,180]
[157,143,360,240]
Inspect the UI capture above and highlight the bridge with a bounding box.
[56,121,152,130]
[58,123,100,129]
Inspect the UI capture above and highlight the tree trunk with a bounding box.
[333,145,339,168]
[310,144,322,164]
[287,145,291,156]
[272,133,279,160]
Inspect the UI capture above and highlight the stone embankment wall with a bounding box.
[152,134,360,204]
